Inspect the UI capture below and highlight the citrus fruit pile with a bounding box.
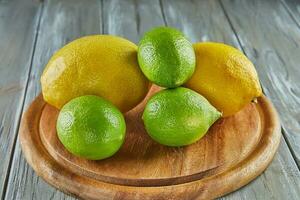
[41,27,262,160]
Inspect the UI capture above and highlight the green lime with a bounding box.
[56,95,126,160]
[142,87,221,147]
[138,27,196,88]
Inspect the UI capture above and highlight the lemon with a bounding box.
[142,87,221,147]
[41,35,150,112]
[56,95,126,160]
[185,42,262,117]
[138,27,195,88]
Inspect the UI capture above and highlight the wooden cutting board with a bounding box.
[19,85,281,200]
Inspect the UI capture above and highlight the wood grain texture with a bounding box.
[102,0,164,43]
[281,0,300,27]
[160,0,300,199]
[3,0,101,199]
[5,0,165,199]
[220,0,300,167]
[220,139,300,200]
[2,0,299,199]
[39,85,262,186]
[20,91,281,200]
[0,0,40,197]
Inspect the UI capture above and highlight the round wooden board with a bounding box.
[20,86,281,200]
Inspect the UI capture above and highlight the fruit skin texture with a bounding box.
[56,95,126,160]
[41,35,150,112]
[142,87,221,147]
[185,42,262,117]
[138,27,196,88]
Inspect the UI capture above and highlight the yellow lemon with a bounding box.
[185,42,262,117]
[41,35,150,112]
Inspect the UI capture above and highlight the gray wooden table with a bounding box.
[0,0,300,199]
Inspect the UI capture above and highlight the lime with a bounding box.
[56,95,126,160]
[138,27,195,88]
[142,87,221,147]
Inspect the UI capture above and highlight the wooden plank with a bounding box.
[281,0,300,27]
[102,0,164,43]
[3,0,101,199]
[160,0,300,198]
[160,0,240,45]
[5,0,165,199]
[220,0,300,167]
[220,140,300,199]
[0,0,40,197]
[5,0,300,199]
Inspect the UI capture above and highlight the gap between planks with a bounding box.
[0,2,44,200]
[100,0,105,34]
[3,0,300,199]
[3,0,103,199]
[217,0,300,172]
[280,0,300,29]
[159,0,300,173]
